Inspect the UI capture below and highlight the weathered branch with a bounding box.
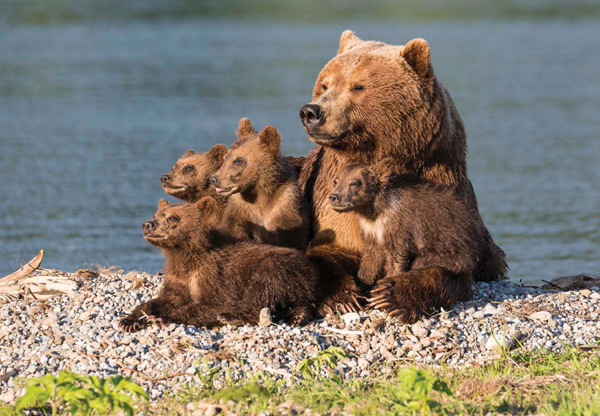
[1,250,44,283]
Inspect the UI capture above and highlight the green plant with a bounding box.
[388,368,453,415]
[193,358,221,392]
[15,371,148,416]
[295,347,349,381]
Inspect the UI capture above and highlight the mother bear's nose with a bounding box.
[300,104,323,127]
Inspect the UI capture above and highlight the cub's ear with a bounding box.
[208,144,227,164]
[400,38,432,79]
[158,199,171,210]
[195,197,220,219]
[236,118,257,138]
[183,149,196,158]
[338,30,362,55]
[372,157,398,184]
[258,126,282,155]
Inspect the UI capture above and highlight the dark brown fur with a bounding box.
[298,31,507,311]
[210,118,309,250]
[329,160,492,323]
[118,198,318,332]
[285,155,306,178]
[161,145,228,208]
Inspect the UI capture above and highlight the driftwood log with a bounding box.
[0,250,77,302]
[541,273,600,291]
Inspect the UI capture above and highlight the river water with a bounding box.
[1,1,599,284]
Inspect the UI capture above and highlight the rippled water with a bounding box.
[1,2,599,284]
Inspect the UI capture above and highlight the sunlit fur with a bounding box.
[298,31,507,311]
[211,118,310,250]
[161,145,228,207]
[330,159,494,323]
[118,198,318,332]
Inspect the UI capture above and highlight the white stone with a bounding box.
[358,357,369,370]
[472,311,485,319]
[530,311,552,321]
[342,312,361,326]
[484,303,498,315]
[411,323,428,338]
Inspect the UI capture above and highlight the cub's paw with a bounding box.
[367,278,421,324]
[217,313,246,327]
[318,292,363,317]
[118,315,147,333]
[146,315,171,328]
[286,307,315,326]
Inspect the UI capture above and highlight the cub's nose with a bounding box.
[209,176,220,187]
[299,104,323,127]
[143,220,157,234]
[328,193,341,204]
[161,174,171,184]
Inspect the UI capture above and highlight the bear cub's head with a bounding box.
[210,118,282,197]
[161,145,227,203]
[329,158,396,213]
[143,198,222,249]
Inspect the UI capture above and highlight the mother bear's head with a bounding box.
[300,30,465,168]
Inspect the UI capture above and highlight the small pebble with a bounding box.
[530,311,552,321]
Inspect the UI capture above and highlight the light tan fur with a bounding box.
[212,119,309,250]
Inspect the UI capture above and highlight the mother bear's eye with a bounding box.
[183,165,194,173]
[167,216,180,223]
[321,84,328,91]
[351,85,364,92]
[233,158,244,166]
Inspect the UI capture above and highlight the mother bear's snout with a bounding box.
[299,104,324,128]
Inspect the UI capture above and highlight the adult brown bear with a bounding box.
[298,31,507,317]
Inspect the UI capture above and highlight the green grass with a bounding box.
[3,346,600,415]
[147,346,600,415]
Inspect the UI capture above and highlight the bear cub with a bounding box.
[209,118,309,250]
[161,144,228,207]
[118,197,318,332]
[329,159,492,323]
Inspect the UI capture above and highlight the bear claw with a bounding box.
[118,316,147,333]
[370,281,393,293]
[146,315,169,327]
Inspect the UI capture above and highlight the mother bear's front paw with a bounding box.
[367,278,422,324]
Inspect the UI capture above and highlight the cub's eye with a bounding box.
[350,180,362,187]
[183,165,194,173]
[321,84,328,91]
[351,85,364,92]
[233,158,244,166]
[333,179,338,186]
[167,216,180,223]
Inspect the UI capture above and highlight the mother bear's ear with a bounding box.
[338,30,363,55]
[400,38,433,80]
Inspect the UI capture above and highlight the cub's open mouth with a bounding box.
[214,186,238,196]
[162,184,187,193]
[144,234,167,241]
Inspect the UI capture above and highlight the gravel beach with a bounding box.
[1,268,599,405]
